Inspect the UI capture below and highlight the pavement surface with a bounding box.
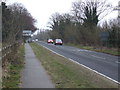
[21,43,54,88]
[36,41,119,83]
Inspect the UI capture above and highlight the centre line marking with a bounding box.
[91,55,106,59]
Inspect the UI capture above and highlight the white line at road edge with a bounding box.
[38,43,120,84]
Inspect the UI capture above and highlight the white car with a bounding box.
[35,39,38,41]
[54,39,63,45]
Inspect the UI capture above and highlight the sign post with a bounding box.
[22,30,32,43]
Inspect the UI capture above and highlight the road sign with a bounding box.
[23,30,32,36]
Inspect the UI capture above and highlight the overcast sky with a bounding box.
[6,0,119,30]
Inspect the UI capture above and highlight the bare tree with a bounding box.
[72,0,112,27]
[2,2,37,43]
[9,3,37,31]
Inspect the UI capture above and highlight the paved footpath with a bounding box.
[21,43,54,88]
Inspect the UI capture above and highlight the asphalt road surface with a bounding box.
[36,41,119,83]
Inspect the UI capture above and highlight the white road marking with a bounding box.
[91,55,106,60]
[90,55,118,65]
[68,58,119,84]
[38,42,120,84]
[115,61,120,64]
[78,49,90,52]
[73,49,92,52]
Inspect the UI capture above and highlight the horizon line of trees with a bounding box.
[44,0,119,48]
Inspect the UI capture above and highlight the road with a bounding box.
[36,41,119,83]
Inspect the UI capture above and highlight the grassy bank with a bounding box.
[2,43,25,88]
[65,43,120,56]
[30,43,118,88]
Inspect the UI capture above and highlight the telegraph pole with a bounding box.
[0,2,2,89]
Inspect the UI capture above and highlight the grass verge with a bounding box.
[30,43,118,88]
[65,43,120,56]
[2,43,25,88]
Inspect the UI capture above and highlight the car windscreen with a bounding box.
[56,39,62,42]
